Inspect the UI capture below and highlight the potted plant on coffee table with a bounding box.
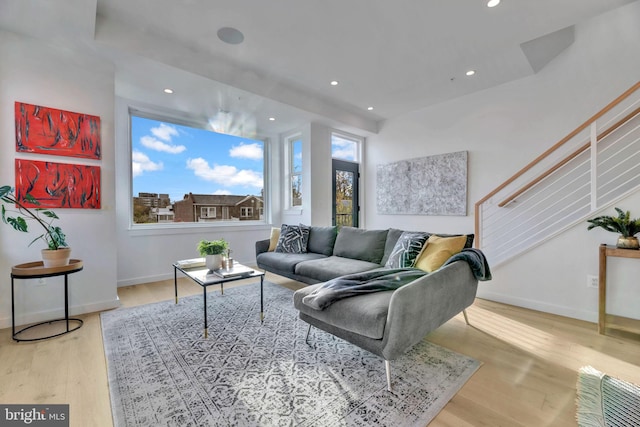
[0,185,71,266]
[197,238,229,271]
[587,207,640,249]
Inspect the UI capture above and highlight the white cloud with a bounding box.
[332,147,356,161]
[151,123,179,142]
[132,151,163,177]
[229,143,263,160]
[140,135,186,154]
[213,189,232,195]
[186,157,262,188]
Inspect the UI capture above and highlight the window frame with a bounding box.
[200,207,217,219]
[285,132,303,210]
[127,106,269,231]
[331,130,362,163]
[241,206,253,218]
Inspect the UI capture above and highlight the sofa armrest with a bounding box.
[381,261,478,360]
[255,239,270,258]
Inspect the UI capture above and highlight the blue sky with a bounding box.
[132,116,264,203]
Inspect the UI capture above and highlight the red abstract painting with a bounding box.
[15,102,101,160]
[15,159,101,209]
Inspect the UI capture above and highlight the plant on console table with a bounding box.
[0,185,71,267]
[587,207,640,249]
[197,238,229,271]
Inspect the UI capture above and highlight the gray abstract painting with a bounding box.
[377,151,467,215]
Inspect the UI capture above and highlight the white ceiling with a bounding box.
[0,0,636,135]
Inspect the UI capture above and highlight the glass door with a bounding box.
[332,159,359,227]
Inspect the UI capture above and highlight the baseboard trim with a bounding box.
[0,297,121,330]
[476,290,596,323]
[117,272,173,287]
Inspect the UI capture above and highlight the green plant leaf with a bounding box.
[7,216,28,232]
[24,193,40,205]
[42,210,60,219]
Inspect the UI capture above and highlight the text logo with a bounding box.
[0,405,69,426]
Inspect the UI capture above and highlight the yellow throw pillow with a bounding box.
[415,235,467,273]
[267,227,281,251]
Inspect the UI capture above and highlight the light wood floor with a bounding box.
[1,273,639,427]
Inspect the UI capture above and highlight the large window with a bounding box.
[130,113,265,225]
[287,134,303,208]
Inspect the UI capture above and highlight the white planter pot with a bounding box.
[205,254,223,271]
[41,247,72,268]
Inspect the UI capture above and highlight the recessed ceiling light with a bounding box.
[269,117,275,121]
[163,88,174,94]
[330,80,339,86]
[367,107,374,111]
[487,0,500,7]
[466,70,476,76]
[217,27,245,45]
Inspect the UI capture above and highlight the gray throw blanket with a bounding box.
[443,248,492,281]
[301,268,427,310]
[302,248,492,310]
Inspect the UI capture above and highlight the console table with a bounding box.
[598,244,640,340]
[11,259,84,342]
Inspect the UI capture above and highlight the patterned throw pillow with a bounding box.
[384,231,429,268]
[275,224,310,253]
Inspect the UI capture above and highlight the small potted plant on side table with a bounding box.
[0,185,71,266]
[197,238,229,271]
[587,207,640,249]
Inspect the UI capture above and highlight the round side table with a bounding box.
[11,259,84,342]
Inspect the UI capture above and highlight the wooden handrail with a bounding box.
[498,105,640,207]
[474,80,640,248]
[475,81,640,208]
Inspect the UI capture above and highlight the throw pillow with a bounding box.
[267,227,280,252]
[415,235,467,273]
[275,224,310,253]
[384,231,429,268]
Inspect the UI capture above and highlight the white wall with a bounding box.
[365,2,640,322]
[0,31,118,328]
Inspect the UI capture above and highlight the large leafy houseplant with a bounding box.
[587,207,640,249]
[1,185,68,250]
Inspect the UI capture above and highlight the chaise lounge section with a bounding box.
[256,225,490,391]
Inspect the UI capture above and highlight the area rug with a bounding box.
[576,366,640,427]
[101,281,480,426]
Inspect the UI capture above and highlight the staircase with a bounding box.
[475,82,640,267]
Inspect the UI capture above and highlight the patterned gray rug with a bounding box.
[101,281,480,426]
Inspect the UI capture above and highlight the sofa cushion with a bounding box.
[415,234,467,272]
[307,226,338,256]
[332,227,388,264]
[384,231,429,268]
[294,284,393,339]
[275,224,310,253]
[294,256,381,283]
[257,251,326,273]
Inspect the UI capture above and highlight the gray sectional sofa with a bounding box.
[255,225,474,285]
[256,225,487,391]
